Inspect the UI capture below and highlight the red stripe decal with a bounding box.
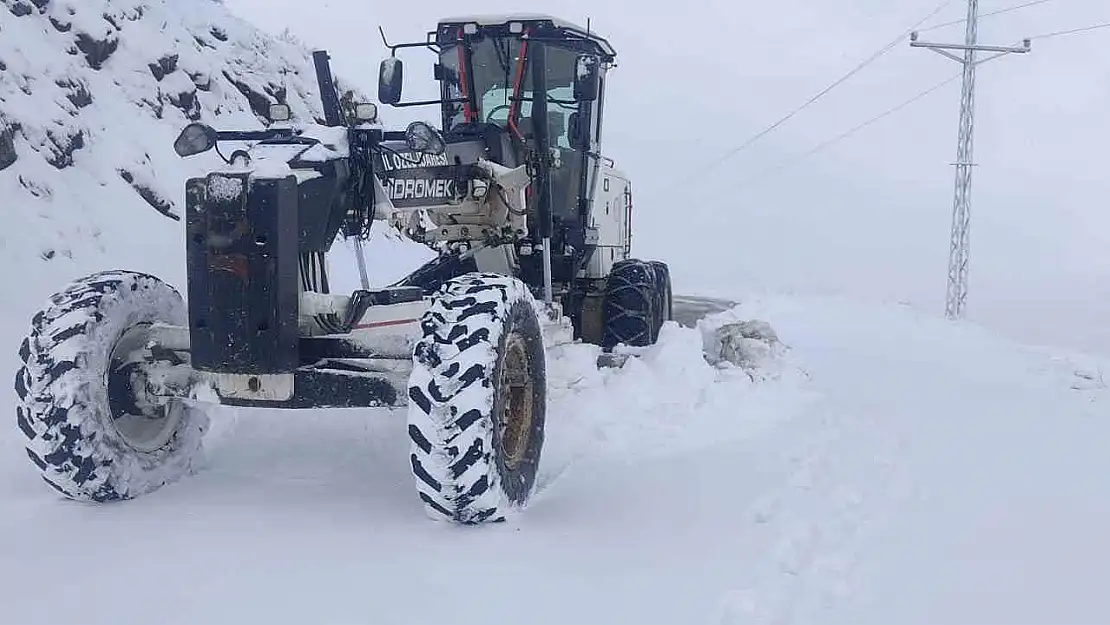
[353,318,421,330]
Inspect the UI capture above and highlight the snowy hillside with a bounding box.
[0,0,429,335]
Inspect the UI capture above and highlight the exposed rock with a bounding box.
[222,71,273,120]
[44,127,84,169]
[74,31,119,70]
[118,169,180,221]
[265,83,287,104]
[8,1,33,17]
[188,70,213,91]
[167,88,201,120]
[18,174,50,198]
[56,77,92,109]
[0,121,18,171]
[148,53,178,81]
[140,95,164,119]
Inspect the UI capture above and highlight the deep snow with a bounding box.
[3,291,1109,625]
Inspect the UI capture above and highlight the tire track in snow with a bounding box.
[707,394,912,625]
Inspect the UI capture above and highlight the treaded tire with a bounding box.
[648,260,673,340]
[15,270,209,502]
[601,258,659,349]
[407,272,547,524]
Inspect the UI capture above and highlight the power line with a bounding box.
[728,19,1110,189]
[659,0,955,193]
[918,0,1056,33]
[1029,21,1110,39]
[735,73,962,190]
[669,15,1110,206]
[670,74,962,210]
[714,19,1110,192]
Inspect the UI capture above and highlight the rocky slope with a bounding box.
[0,0,371,302]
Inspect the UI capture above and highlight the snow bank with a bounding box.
[541,317,812,473]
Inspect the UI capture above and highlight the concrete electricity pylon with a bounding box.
[910,0,1030,320]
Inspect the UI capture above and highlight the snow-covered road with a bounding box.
[2,294,1108,625]
[709,296,1110,624]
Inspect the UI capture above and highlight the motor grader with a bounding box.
[14,14,672,524]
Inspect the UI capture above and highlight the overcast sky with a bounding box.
[225,0,1110,352]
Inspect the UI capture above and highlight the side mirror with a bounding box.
[173,123,218,157]
[378,57,403,105]
[404,121,445,155]
[573,55,600,102]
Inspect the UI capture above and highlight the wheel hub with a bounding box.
[498,331,534,472]
[106,324,187,453]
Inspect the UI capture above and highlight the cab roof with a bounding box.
[435,13,617,60]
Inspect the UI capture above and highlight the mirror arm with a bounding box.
[387,97,468,109]
[378,26,393,53]
[379,37,442,54]
[216,129,296,142]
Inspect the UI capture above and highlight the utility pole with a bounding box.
[910,0,1030,320]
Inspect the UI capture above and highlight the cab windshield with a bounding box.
[439,37,580,147]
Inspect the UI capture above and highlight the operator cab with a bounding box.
[436,15,614,226]
[378,14,617,245]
